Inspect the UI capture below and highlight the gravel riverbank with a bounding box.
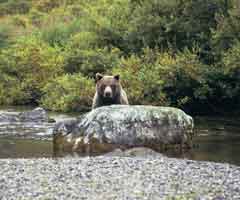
[0,155,239,200]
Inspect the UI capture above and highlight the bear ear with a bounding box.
[95,73,103,82]
[114,74,120,81]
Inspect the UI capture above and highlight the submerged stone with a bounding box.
[53,105,194,154]
[0,107,55,123]
[0,113,19,122]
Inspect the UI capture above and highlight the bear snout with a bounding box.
[104,86,113,98]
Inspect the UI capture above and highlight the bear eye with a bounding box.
[101,84,106,89]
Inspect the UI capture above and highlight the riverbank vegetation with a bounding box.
[0,0,239,114]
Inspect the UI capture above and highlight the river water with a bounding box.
[0,107,240,166]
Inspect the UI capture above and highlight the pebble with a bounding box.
[0,156,239,199]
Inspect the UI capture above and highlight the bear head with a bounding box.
[95,73,121,101]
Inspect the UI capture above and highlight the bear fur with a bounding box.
[92,73,129,109]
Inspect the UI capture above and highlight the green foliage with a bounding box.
[11,15,29,28]
[114,48,206,109]
[126,0,180,52]
[40,19,82,47]
[222,41,240,76]
[211,4,240,59]
[0,23,13,48]
[84,0,133,53]
[34,0,61,12]
[0,72,26,105]
[0,36,64,104]
[113,48,168,105]
[28,9,46,26]
[64,46,122,77]
[159,49,206,107]
[220,41,240,104]
[41,73,95,112]
[0,0,239,113]
[0,0,31,16]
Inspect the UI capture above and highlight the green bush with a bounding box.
[64,47,122,77]
[11,15,29,28]
[0,72,27,105]
[114,48,207,110]
[67,31,102,50]
[85,0,132,53]
[40,19,82,47]
[0,36,64,104]
[0,0,31,16]
[113,48,168,106]
[158,49,208,109]
[222,41,240,75]
[211,4,240,60]
[0,0,239,114]
[28,9,46,26]
[35,0,61,12]
[41,73,95,112]
[220,41,240,107]
[0,23,13,48]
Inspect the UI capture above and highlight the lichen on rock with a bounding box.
[53,105,194,155]
[0,107,54,123]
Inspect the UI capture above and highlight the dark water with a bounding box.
[0,107,240,166]
[190,117,240,165]
[0,137,53,158]
[163,116,240,165]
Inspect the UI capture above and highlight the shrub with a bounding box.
[211,5,240,60]
[0,0,239,114]
[11,15,29,28]
[157,49,208,109]
[41,73,95,112]
[64,47,122,77]
[220,41,240,108]
[222,41,240,75]
[35,0,61,12]
[40,19,82,47]
[28,9,46,26]
[73,0,132,54]
[67,31,102,50]
[0,0,31,16]
[0,23,14,48]
[0,36,64,104]
[113,48,168,106]
[113,48,207,110]
[0,72,27,105]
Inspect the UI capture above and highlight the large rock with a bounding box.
[53,105,194,154]
[0,107,53,123]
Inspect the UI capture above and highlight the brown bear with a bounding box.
[92,73,129,109]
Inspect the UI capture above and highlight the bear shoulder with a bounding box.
[120,89,129,105]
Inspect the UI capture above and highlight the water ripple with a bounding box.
[0,122,55,140]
